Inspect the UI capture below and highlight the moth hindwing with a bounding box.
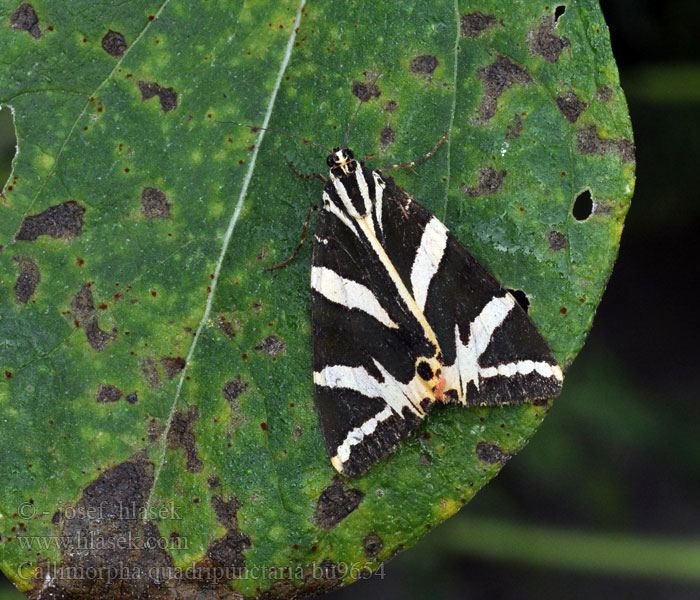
[302,147,564,478]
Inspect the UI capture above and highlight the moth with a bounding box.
[288,139,565,478]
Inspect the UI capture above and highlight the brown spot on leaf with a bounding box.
[410,54,438,76]
[71,285,117,351]
[10,3,41,38]
[208,475,222,489]
[476,55,532,121]
[217,315,238,338]
[96,384,122,403]
[35,454,175,599]
[506,113,523,138]
[596,85,613,103]
[385,100,398,113]
[204,530,251,572]
[141,187,171,218]
[16,200,85,241]
[137,80,178,112]
[460,12,497,38]
[313,479,365,530]
[255,335,286,357]
[222,376,248,403]
[476,441,511,465]
[461,166,507,197]
[101,29,127,57]
[166,405,203,473]
[13,257,40,304]
[548,230,568,251]
[527,17,571,63]
[556,91,588,123]
[352,81,380,102]
[141,357,161,388]
[379,126,395,151]
[363,532,383,558]
[211,494,242,529]
[161,356,186,379]
[125,392,138,404]
[577,126,635,163]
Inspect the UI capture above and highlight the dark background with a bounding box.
[2,1,699,598]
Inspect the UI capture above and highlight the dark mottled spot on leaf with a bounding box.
[460,12,497,38]
[101,30,127,57]
[141,187,171,219]
[385,100,398,113]
[141,357,161,388]
[51,510,62,525]
[125,392,138,404]
[147,418,163,442]
[507,289,530,313]
[573,190,594,220]
[476,55,532,121]
[13,257,40,304]
[161,356,186,379]
[556,91,588,123]
[255,335,286,357]
[166,405,203,473]
[39,454,175,599]
[379,126,395,151]
[461,167,507,197]
[419,454,432,466]
[137,80,178,112]
[293,425,302,437]
[211,494,242,529]
[548,231,568,251]
[410,54,438,76]
[313,479,365,530]
[527,17,571,63]
[16,201,85,241]
[96,384,122,403]
[217,315,238,338]
[351,81,380,102]
[363,532,383,558]
[222,376,248,403]
[10,3,41,38]
[205,529,251,571]
[207,476,222,489]
[71,285,117,351]
[596,85,613,103]
[577,126,635,163]
[476,441,511,465]
[506,113,523,138]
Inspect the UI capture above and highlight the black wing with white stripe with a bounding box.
[310,149,562,477]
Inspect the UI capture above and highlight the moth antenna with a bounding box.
[216,121,333,154]
[342,72,382,148]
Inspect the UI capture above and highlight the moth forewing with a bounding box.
[308,147,563,477]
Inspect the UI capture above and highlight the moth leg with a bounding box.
[288,161,327,184]
[360,153,376,164]
[264,205,320,272]
[377,131,448,171]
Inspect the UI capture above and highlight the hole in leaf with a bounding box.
[0,105,17,191]
[507,289,530,313]
[554,5,566,23]
[572,189,594,220]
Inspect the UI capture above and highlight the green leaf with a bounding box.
[0,0,633,597]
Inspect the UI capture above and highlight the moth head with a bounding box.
[327,147,358,176]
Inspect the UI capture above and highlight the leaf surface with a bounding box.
[0,0,633,597]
